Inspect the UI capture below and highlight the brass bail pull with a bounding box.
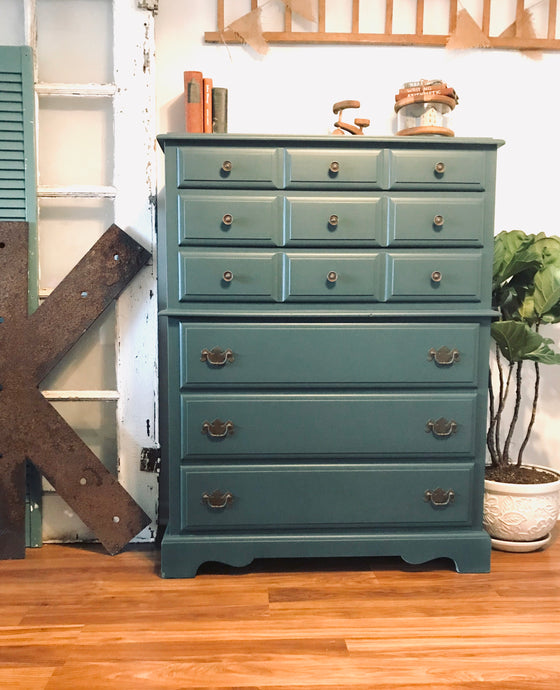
[426,418,457,438]
[428,346,460,366]
[202,419,235,438]
[424,488,455,506]
[202,489,234,509]
[201,347,234,367]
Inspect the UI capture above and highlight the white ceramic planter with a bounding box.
[483,465,560,550]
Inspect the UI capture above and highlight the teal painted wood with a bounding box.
[179,250,281,301]
[287,195,384,244]
[177,190,486,249]
[0,47,37,227]
[180,462,474,530]
[161,530,492,577]
[388,150,487,190]
[286,148,383,186]
[181,392,477,458]
[287,252,382,299]
[1,46,41,548]
[179,191,284,245]
[389,251,482,301]
[157,134,503,577]
[180,322,481,387]
[175,247,485,306]
[389,194,485,245]
[178,146,283,188]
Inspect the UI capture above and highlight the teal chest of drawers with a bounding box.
[157,133,503,578]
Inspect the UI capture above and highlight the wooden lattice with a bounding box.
[205,0,560,50]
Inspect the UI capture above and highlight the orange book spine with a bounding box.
[203,77,213,133]
[184,71,203,133]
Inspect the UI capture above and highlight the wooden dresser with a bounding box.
[157,133,503,578]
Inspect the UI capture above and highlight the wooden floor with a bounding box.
[1,536,559,690]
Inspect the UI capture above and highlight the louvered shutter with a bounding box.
[0,46,36,222]
[1,46,40,548]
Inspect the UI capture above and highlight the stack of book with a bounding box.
[184,71,228,133]
[395,79,458,106]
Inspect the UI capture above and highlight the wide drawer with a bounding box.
[180,462,474,530]
[177,146,283,188]
[286,148,384,187]
[176,249,484,303]
[178,192,284,245]
[181,392,477,458]
[388,150,486,190]
[177,191,486,248]
[388,252,483,301]
[180,322,481,387]
[389,194,485,245]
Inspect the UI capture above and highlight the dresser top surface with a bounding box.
[157,133,505,151]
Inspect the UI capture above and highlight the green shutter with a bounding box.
[0,46,36,223]
[0,46,41,547]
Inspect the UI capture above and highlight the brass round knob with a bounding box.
[223,270,234,282]
[328,214,339,227]
[435,161,446,174]
[431,270,442,283]
[433,215,444,227]
[222,213,233,226]
[329,161,340,174]
[327,271,338,283]
[221,160,232,173]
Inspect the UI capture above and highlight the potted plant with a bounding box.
[485,230,560,551]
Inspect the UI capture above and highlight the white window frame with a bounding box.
[24,0,158,542]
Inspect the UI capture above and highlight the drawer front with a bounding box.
[178,192,284,245]
[181,392,477,458]
[388,150,486,190]
[286,253,382,300]
[180,322,481,387]
[179,250,280,301]
[286,195,384,245]
[178,146,282,187]
[286,148,384,187]
[389,252,482,301]
[389,195,485,246]
[180,462,474,530]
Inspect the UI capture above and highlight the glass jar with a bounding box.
[395,94,456,136]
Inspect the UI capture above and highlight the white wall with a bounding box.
[155,1,560,474]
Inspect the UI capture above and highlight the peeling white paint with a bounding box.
[19,0,159,545]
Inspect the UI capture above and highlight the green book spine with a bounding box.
[211,87,228,133]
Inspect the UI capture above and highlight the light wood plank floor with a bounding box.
[0,535,559,689]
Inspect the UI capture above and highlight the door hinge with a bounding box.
[140,447,161,473]
[137,0,158,14]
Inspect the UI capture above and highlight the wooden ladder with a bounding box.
[205,0,560,50]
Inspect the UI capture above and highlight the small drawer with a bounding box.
[181,392,477,458]
[286,252,382,300]
[286,148,384,187]
[388,252,483,302]
[177,146,283,188]
[179,250,281,301]
[286,195,385,245]
[388,150,486,190]
[178,192,284,246]
[388,194,485,246]
[180,322,481,388]
[180,462,474,530]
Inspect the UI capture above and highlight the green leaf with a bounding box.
[493,231,541,290]
[491,321,560,364]
[533,264,560,317]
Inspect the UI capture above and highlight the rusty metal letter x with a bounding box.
[0,222,151,559]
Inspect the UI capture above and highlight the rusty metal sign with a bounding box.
[0,222,152,558]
